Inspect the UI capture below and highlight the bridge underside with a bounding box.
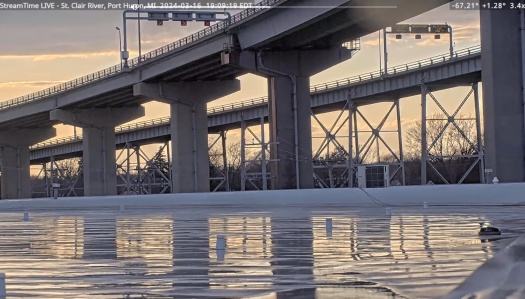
[236,0,451,51]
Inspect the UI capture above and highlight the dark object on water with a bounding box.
[479,226,501,236]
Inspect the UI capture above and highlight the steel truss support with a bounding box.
[420,82,485,184]
[240,115,276,191]
[116,141,172,195]
[30,164,48,198]
[31,156,84,197]
[209,131,229,192]
[312,101,353,188]
[351,98,405,187]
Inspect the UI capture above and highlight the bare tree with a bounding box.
[54,158,82,183]
[208,136,223,167]
[406,113,478,157]
[227,141,243,171]
[405,113,482,184]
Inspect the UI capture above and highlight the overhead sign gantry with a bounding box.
[383,24,453,74]
[121,9,231,67]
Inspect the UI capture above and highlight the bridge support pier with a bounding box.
[0,128,55,199]
[50,107,145,196]
[134,80,240,193]
[481,7,525,182]
[268,75,314,190]
[226,48,355,189]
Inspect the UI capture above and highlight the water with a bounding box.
[0,204,523,298]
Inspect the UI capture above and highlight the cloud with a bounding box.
[0,80,67,88]
[0,51,118,61]
[0,11,199,57]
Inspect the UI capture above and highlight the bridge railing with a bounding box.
[207,96,268,114]
[30,45,481,151]
[0,0,287,111]
[31,135,83,149]
[310,45,481,93]
[115,116,171,133]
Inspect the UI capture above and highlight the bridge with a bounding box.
[0,0,457,199]
[28,45,482,195]
[1,0,523,199]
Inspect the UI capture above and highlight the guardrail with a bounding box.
[31,45,481,151]
[115,116,171,133]
[31,135,83,149]
[310,45,481,93]
[207,96,268,114]
[1,0,287,111]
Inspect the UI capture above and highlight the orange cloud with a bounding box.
[0,80,67,88]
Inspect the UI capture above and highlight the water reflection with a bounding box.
[116,216,173,275]
[0,206,521,298]
[271,213,315,298]
[208,215,274,294]
[31,216,84,259]
[172,218,209,291]
[84,216,116,260]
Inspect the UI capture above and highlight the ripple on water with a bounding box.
[0,205,522,298]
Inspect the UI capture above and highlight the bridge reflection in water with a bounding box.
[0,205,521,298]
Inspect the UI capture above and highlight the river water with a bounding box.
[0,204,523,298]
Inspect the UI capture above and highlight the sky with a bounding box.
[0,1,482,165]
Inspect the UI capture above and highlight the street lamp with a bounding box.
[116,26,123,68]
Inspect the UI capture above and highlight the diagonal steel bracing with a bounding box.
[312,100,352,188]
[209,131,229,192]
[31,157,84,197]
[351,98,405,187]
[115,142,172,195]
[420,82,484,184]
[240,115,276,191]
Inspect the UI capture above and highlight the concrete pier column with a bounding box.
[224,47,355,189]
[83,126,118,196]
[268,75,313,189]
[50,107,145,196]
[133,80,240,193]
[169,98,209,193]
[258,49,354,189]
[0,128,56,199]
[481,6,525,182]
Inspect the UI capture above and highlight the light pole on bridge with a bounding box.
[116,26,123,68]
